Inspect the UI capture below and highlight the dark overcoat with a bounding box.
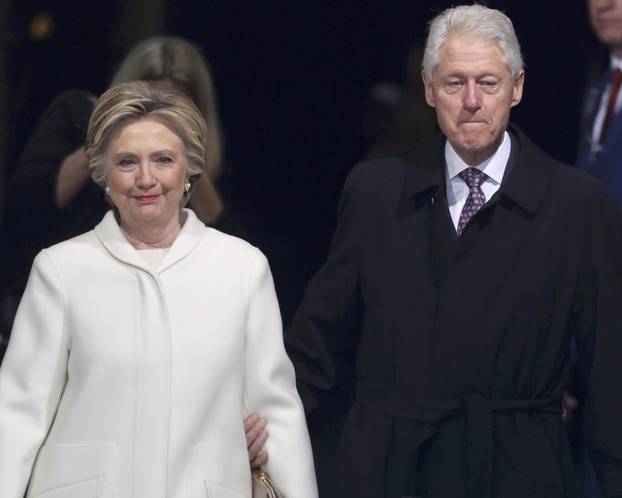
[286,127,622,498]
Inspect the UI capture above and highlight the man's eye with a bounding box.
[480,80,499,89]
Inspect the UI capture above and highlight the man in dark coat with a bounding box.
[285,5,622,498]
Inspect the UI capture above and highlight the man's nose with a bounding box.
[463,82,481,112]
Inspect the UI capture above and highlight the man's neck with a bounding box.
[452,136,504,167]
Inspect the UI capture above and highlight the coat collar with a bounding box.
[401,124,552,216]
[402,132,445,199]
[94,208,206,273]
[497,126,552,215]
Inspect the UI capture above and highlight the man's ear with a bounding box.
[511,70,525,108]
[422,71,436,108]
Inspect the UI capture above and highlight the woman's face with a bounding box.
[106,118,187,230]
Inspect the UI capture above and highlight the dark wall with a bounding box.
[4,2,121,177]
[3,0,600,320]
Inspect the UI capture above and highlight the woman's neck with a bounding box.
[120,216,182,249]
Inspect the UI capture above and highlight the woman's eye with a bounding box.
[118,158,136,167]
[157,156,173,164]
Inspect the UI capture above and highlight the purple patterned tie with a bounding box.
[457,167,487,236]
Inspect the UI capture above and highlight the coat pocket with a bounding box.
[29,475,103,498]
[26,443,116,498]
[194,446,251,498]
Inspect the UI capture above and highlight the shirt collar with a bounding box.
[401,125,550,217]
[611,55,622,71]
[444,130,510,185]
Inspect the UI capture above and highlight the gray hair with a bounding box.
[422,4,524,80]
[86,80,208,206]
[111,36,222,178]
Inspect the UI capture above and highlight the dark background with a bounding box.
[0,0,605,321]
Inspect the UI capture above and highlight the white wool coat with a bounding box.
[0,209,317,498]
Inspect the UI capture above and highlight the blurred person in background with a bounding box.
[576,0,622,204]
[362,45,437,159]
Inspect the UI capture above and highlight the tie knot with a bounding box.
[612,68,622,86]
[458,167,487,189]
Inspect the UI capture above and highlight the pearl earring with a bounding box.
[184,181,191,193]
[105,185,110,195]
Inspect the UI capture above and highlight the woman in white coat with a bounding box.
[0,80,317,498]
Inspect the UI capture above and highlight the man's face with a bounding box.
[422,36,524,165]
[589,0,622,54]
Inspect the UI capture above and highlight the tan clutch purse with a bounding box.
[252,469,282,498]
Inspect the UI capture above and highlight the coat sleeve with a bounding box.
[0,250,69,498]
[572,185,622,498]
[243,248,318,498]
[284,164,369,414]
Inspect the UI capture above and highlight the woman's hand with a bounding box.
[244,413,269,468]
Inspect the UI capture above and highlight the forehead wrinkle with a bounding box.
[435,37,512,79]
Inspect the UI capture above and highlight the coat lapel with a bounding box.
[454,130,550,266]
[158,210,206,272]
[94,209,205,273]
[400,134,457,286]
[496,127,552,217]
[601,104,622,155]
[583,73,608,135]
[577,71,610,173]
[414,127,552,265]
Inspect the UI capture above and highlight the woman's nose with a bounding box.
[136,163,156,188]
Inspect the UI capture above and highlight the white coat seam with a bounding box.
[154,272,172,497]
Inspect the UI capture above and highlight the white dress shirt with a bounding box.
[591,55,622,144]
[445,130,511,230]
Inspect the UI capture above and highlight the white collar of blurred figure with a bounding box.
[611,55,622,71]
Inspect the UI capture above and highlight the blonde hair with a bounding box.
[111,36,222,178]
[86,80,208,205]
